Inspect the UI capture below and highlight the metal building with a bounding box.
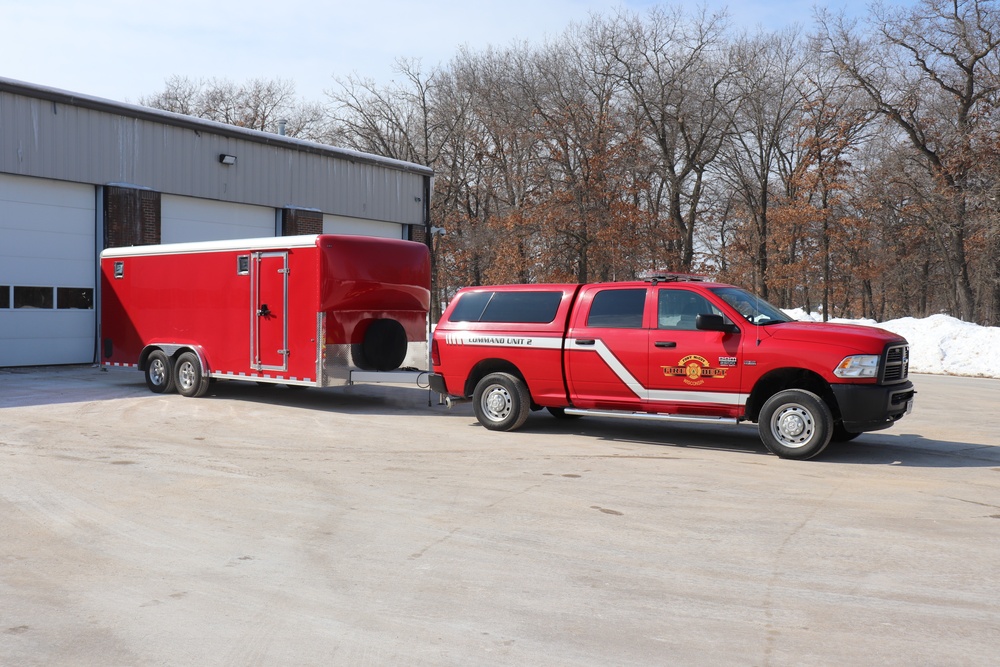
[0,77,433,367]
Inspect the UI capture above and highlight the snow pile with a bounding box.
[783,310,1000,379]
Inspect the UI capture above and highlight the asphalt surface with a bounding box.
[1,367,998,666]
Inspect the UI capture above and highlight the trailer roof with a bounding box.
[100,235,323,258]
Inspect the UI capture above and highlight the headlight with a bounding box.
[834,355,880,378]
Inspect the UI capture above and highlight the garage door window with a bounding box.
[4,286,94,309]
[57,287,94,309]
[14,286,54,309]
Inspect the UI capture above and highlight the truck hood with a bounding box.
[762,321,905,353]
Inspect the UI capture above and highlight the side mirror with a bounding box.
[696,313,739,334]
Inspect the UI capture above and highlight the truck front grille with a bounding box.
[883,344,909,383]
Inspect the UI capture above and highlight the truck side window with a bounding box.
[586,289,646,328]
[481,292,562,323]
[448,292,493,322]
[658,290,721,330]
[449,291,563,323]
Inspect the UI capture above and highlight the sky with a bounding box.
[2,0,871,105]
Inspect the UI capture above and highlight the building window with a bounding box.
[14,286,54,309]
[57,287,94,310]
[0,286,9,309]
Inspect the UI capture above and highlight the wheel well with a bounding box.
[464,359,527,398]
[746,368,839,423]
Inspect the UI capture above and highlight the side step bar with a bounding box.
[563,408,739,425]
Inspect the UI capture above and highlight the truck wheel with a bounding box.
[174,352,210,398]
[758,389,833,460]
[354,319,408,371]
[473,372,530,432]
[144,350,176,394]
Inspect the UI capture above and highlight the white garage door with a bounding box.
[324,214,403,239]
[161,195,276,243]
[0,174,96,367]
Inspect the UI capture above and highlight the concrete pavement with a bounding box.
[1,367,998,666]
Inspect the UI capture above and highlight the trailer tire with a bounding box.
[473,372,531,432]
[758,389,832,460]
[145,350,175,394]
[174,351,210,398]
[354,319,408,372]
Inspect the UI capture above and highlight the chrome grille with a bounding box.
[883,344,909,383]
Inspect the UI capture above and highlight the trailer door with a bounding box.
[252,251,289,371]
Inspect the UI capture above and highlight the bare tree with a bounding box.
[595,6,734,271]
[139,76,325,139]
[715,28,808,299]
[818,0,1000,323]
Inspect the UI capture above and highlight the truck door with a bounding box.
[565,286,650,410]
[251,251,289,371]
[646,287,742,416]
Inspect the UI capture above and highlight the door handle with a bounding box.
[575,339,596,346]
[655,341,677,348]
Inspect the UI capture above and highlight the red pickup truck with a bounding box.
[429,277,914,460]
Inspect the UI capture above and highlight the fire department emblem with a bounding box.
[662,355,728,386]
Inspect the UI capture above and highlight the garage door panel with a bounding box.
[161,195,275,243]
[323,214,402,239]
[2,257,93,287]
[0,174,95,367]
[0,312,95,366]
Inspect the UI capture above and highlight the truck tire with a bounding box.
[354,319,408,371]
[174,351,210,398]
[144,350,175,394]
[473,372,531,432]
[758,389,833,460]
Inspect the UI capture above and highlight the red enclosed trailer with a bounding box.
[100,234,431,396]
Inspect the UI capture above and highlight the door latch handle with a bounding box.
[576,339,596,346]
[655,341,677,348]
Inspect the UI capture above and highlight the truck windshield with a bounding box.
[709,287,792,325]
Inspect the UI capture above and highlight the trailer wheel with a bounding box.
[144,350,175,394]
[758,389,833,460]
[473,372,530,432]
[355,319,408,372]
[174,351,210,398]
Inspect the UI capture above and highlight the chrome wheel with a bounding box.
[149,357,169,387]
[769,404,816,448]
[481,383,513,423]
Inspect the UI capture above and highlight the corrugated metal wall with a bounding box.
[0,80,431,227]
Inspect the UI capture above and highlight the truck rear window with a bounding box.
[448,291,563,323]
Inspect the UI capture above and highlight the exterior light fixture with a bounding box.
[219,154,237,165]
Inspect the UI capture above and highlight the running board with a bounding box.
[563,408,739,425]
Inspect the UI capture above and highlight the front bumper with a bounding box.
[831,381,915,433]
